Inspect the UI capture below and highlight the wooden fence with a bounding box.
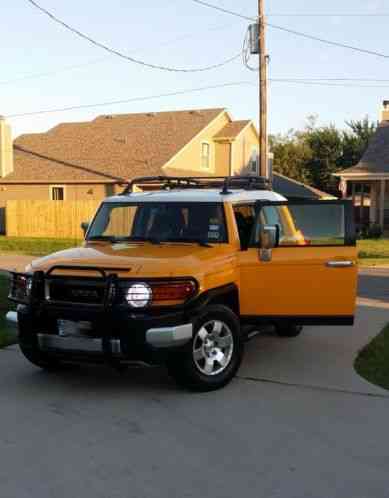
[5,200,101,239]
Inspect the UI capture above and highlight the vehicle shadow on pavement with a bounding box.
[8,358,183,396]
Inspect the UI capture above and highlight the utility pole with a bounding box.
[258,0,268,180]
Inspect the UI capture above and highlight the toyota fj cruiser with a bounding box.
[6,176,358,391]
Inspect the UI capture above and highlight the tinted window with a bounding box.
[88,202,227,244]
[253,203,347,246]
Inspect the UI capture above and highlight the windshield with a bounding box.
[87,202,228,244]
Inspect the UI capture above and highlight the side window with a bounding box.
[249,147,258,174]
[50,186,65,200]
[201,142,211,169]
[254,203,349,247]
[233,204,255,249]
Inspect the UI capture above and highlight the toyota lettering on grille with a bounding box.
[70,289,100,300]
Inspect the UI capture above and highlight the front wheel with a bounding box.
[167,305,244,392]
[19,342,62,371]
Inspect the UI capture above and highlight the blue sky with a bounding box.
[2,0,389,138]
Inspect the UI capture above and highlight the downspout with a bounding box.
[229,141,233,177]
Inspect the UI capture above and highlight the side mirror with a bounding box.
[81,221,90,237]
[259,225,279,249]
[258,225,279,262]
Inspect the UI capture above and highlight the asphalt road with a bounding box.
[1,269,389,498]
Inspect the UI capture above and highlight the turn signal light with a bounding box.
[151,281,196,304]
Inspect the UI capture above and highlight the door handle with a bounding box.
[326,260,354,268]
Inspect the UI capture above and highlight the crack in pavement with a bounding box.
[237,375,389,399]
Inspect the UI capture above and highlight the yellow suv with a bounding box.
[7,176,358,391]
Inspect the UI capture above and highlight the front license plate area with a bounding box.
[57,319,93,337]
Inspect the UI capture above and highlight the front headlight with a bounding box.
[125,283,152,308]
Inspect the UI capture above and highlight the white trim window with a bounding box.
[201,142,211,170]
[50,185,65,200]
[249,148,259,174]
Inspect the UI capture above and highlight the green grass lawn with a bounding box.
[0,275,16,348]
[355,324,389,390]
[0,236,82,256]
[357,239,389,266]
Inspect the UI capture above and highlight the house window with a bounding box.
[50,186,65,200]
[250,148,258,173]
[201,142,211,169]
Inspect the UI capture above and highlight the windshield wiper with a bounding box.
[87,235,116,242]
[179,238,213,248]
[126,236,161,245]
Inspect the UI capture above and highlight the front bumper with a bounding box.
[7,310,193,355]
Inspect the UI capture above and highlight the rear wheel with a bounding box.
[167,305,244,392]
[275,323,303,338]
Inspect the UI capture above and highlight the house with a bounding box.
[0,108,330,232]
[336,101,389,230]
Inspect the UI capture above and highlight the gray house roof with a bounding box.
[338,121,389,175]
[272,172,334,199]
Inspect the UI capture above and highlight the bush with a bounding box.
[358,223,382,240]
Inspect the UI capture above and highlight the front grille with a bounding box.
[47,280,106,305]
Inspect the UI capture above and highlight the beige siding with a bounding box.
[163,112,231,176]
[0,183,113,207]
[232,125,259,175]
[0,119,13,178]
[214,142,231,176]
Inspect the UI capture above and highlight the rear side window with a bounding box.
[252,202,349,247]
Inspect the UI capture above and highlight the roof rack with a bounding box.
[120,176,271,196]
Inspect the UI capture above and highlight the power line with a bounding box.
[0,20,238,86]
[189,0,389,60]
[25,0,241,73]
[273,77,389,82]
[189,0,254,21]
[267,13,389,17]
[9,76,389,120]
[266,22,389,60]
[269,78,389,89]
[190,2,389,18]
[6,81,256,118]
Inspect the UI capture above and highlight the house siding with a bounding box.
[0,184,112,207]
[233,125,259,175]
[163,112,231,176]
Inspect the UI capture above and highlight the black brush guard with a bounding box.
[10,266,123,367]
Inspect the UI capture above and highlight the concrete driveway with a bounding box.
[1,268,389,498]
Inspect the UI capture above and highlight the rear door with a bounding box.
[239,200,358,324]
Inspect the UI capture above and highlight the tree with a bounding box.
[303,125,343,195]
[269,130,312,185]
[340,116,377,169]
[270,115,377,196]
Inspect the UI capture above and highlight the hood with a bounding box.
[28,242,233,278]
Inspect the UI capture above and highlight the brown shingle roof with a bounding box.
[1,108,225,183]
[213,120,251,140]
[338,121,389,175]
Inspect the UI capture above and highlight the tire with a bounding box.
[275,323,303,338]
[19,342,62,371]
[167,305,244,392]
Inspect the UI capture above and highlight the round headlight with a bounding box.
[125,283,152,308]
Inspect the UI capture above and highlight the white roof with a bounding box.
[105,189,286,204]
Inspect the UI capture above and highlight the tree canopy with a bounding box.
[270,116,377,196]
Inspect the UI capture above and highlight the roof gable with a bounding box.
[213,120,251,141]
[338,121,389,175]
